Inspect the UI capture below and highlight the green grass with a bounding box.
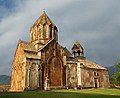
[0,89,120,98]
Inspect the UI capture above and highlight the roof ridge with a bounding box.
[38,38,55,51]
[80,58,107,70]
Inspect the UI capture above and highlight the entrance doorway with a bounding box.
[94,78,99,88]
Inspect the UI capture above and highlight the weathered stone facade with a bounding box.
[66,57,109,89]
[10,11,109,92]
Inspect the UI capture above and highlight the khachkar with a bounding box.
[10,11,109,92]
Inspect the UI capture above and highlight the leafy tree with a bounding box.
[111,61,120,85]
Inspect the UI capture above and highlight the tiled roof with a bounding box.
[79,59,107,70]
[67,57,107,70]
[38,38,55,51]
[61,46,73,57]
[19,40,40,59]
[19,40,36,52]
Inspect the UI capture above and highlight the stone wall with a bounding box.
[66,63,78,88]
[25,59,40,90]
[81,68,95,88]
[66,61,110,89]
[81,68,109,88]
[10,43,26,91]
[98,70,110,88]
[0,85,10,92]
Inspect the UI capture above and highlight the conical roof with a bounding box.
[72,40,83,50]
[31,11,55,28]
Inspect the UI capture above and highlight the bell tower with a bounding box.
[30,11,58,49]
[72,41,84,57]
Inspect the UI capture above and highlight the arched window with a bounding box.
[94,71,99,76]
[94,72,97,76]
[77,50,80,56]
[49,25,52,38]
[73,51,76,57]
[54,26,58,32]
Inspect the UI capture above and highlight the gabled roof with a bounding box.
[66,56,107,70]
[37,38,72,57]
[38,38,55,51]
[79,59,107,70]
[72,40,83,50]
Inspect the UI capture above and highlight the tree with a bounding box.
[112,61,120,85]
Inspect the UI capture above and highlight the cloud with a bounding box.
[0,0,120,75]
[0,0,74,75]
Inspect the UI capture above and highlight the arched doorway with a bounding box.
[94,78,99,88]
[48,57,63,87]
[93,72,100,88]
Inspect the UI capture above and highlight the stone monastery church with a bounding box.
[10,11,109,91]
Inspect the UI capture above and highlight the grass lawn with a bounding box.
[0,89,120,98]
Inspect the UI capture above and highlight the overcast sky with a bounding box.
[0,0,120,75]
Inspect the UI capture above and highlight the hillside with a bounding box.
[106,66,117,78]
[0,75,10,84]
